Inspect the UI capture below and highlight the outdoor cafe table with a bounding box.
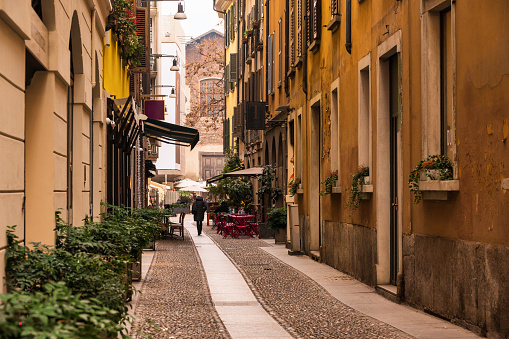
[226,214,258,238]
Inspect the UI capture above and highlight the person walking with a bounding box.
[192,195,207,236]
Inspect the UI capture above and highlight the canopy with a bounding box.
[179,185,208,192]
[143,118,199,150]
[207,167,264,184]
[175,179,206,188]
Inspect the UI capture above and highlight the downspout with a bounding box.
[302,0,307,94]
[345,0,352,54]
[213,0,228,149]
[265,0,269,104]
[90,6,96,217]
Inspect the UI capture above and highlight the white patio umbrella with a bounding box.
[175,179,200,188]
[178,185,208,193]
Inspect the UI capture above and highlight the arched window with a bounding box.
[199,77,222,117]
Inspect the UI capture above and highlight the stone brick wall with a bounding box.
[321,221,377,287]
[403,234,509,337]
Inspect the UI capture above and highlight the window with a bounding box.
[440,7,452,158]
[200,78,222,117]
[358,54,372,180]
[421,1,455,166]
[267,34,272,94]
[331,78,340,176]
[306,0,321,50]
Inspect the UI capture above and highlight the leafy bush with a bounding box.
[6,226,130,322]
[0,281,127,338]
[267,207,287,230]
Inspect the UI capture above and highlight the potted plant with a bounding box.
[267,207,287,243]
[244,28,254,37]
[408,154,453,204]
[288,176,301,197]
[320,170,338,196]
[345,166,369,215]
[251,20,260,28]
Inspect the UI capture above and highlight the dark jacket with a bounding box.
[192,196,207,221]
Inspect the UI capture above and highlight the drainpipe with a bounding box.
[302,0,307,94]
[90,6,96,217]
[345,0,352,54]
[213,0,227,142]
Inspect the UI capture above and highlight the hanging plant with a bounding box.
[319,171,338,196]
[408,154,453,204]
[113,0,144,67]
[288,177,301,197]
[345,166,369,215]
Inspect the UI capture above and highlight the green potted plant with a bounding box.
[267,207,287,243]
[320,170,338,196]
[408,154,453,204]
[345,166,369,215]
[288,176,301,197]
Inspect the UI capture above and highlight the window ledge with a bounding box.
[309,40,320,53]
[297,188,304,194]
[419,180,459,201]
[361,184,373,193]
[295,57,303,69]
[286,195,295,203]
[419,180,459,191]
[327,15,341,32]
[502,178,509,190]
[332,185,342,194]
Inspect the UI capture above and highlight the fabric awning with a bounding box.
[143,118,199,150]
[207,167,264,184]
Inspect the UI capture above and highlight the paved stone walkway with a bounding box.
[132,232,230,338]
[203,229,412,339]
[132,218,479,338]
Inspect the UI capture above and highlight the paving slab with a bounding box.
[261,241,479,339]
[185,220,292,339]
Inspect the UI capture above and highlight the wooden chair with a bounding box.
[169,212,185,240]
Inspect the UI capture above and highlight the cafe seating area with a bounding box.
[212,213,259,239]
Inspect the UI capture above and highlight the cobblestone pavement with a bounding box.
[132,230,230,339]
[204,228,413,339]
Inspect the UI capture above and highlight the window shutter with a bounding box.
[131,7,149,73]
[225,12,228,45]
[278,20,282,85]
[230,53,238,82]
[306,0,312,47]
[297,0,302,57]
[313,0,321,41]
[331,0,339,18]
[290,0,295,66]
[267,34,272,95]
[225,64,229,93]
[272,33,276,91]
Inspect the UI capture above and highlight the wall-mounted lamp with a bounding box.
[174,2,187,20]
[170,58,179,71]
[169,88,176,98]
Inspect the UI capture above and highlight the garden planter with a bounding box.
[130,254,142,281]
[258,223,275,239]
[274,228,287,244]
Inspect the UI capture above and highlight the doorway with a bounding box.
[376,30,402,286]
[309,96,321,253]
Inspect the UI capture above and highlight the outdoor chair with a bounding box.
[169,212,185,240]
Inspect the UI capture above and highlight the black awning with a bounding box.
[143,118,199,150]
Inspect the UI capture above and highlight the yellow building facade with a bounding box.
[0,0,114,292]
[223,0,509,336]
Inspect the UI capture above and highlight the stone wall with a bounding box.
[403,234,509,337]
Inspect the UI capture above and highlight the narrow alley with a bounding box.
[131,218,479,339]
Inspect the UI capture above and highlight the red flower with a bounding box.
[18,322,22,326]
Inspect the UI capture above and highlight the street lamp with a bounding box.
[141,0,187,20]
[150,54,180,72]
[152,85,177,98]
[170,58,179,71]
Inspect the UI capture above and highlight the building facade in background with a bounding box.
[184,29,225,181]
[218,0,509,336]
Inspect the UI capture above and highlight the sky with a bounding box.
[167,0,224,40]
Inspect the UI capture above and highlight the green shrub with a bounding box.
[6,226,130,322]
[0,281,128,338]
[267,207,287,230]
